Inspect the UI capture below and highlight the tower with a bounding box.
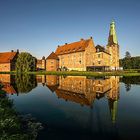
[42,56,46,70]
[107,21,119,70]
[107,76,120,123]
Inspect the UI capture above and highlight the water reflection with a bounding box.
[37,76,119,106]
[0,74,120,123]
[15,74,37,93]
[1,74,140,139]
[0,74,17,95]
[36,75,120,123]
[0,74,37,95]
[120,76,140,92]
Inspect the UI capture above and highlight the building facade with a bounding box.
[0,50,19,72]
[46,52,59,71]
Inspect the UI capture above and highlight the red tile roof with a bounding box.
[55,89,92,106]
[46,52,59,60]
[2,84,17,94]
[55,38,91,55]
[0,52,18,63]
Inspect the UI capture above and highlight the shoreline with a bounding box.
[0,71,140,77]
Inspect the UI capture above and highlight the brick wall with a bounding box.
[94,52,110,66]
[46,59,59,71]
[58,51,85,71]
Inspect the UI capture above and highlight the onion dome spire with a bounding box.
[108,20,118,45]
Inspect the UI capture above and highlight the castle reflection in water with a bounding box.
[0,74,119,123]
[38,75,119,123]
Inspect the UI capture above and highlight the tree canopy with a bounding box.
[125,51,131,59]
[16,52,36,72]
[120,51,140,69]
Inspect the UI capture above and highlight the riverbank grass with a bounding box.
[0,70,140,77]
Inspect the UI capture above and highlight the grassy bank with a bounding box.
[0,70,140,77]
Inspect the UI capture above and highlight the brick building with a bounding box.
[46,52,59,71]
[36,56,46,70]
[0,50,19,72]
[39,21,119,71]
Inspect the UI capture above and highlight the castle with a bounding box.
[37,21,120,71]
[0,21,119,72]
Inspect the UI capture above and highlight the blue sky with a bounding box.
[0,0,140,59]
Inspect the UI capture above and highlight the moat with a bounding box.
[0,74,140,140]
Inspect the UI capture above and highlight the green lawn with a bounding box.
[0,70,140,77]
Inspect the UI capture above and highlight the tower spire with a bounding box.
[108,20,118,45]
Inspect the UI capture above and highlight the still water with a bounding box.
[0,74,140,140]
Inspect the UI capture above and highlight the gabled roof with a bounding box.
[0,52,18,63]
[55,89,92,106]
[55,38,92,55]
[2,84,17,94]
[46,52,59,60]
[96,45,111,55]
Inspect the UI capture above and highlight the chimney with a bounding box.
[58,45,60,47]
[81,38,84,41]
[17,49,19,53]
[90,36,93,39]
[11,50,14,52]
[65,43,68,45]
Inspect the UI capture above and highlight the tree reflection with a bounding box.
[121,76,140,92]
[125,84,131,92]
[15,74,37,94]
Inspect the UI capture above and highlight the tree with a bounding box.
[120,51,132,69]
[120,51,140,69]
[16,52,36,72]
[125,51,131,59]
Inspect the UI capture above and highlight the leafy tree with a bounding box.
[125,51,131,59]
[16,52,37,72]
[120,51,140,69]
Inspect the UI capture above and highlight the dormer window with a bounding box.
[97,48,100,52]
